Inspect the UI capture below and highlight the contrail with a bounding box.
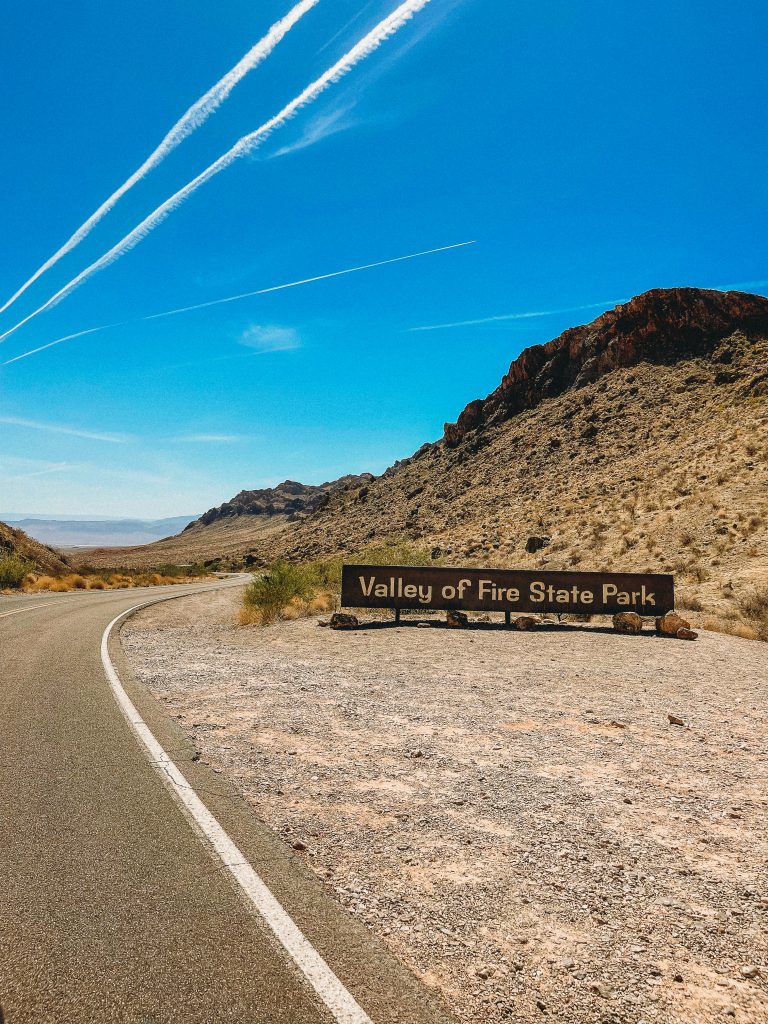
[0,0,320,317]
[408,299,625,331]
[1,240,472,366]
[0,0,434,346]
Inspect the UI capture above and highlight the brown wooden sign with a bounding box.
[341,564,674,616]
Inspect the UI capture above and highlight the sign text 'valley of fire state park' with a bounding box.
[341,565,674,616]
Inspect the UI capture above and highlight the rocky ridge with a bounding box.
[189,474,374,529]
[443,288,768,446]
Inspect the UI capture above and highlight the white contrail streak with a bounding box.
[1,240,471,366]
[408,299,625,331]
[0,0,319,317]
[140,241,473,321]
[0,0,433,346]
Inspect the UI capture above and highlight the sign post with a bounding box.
[342,564,674,619]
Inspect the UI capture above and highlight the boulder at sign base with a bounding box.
[514,615,538,631]
[330,612,359,630]
[656,611,690,637]
[613,611,643,635]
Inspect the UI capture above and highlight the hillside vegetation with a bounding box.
[0,520,70,578]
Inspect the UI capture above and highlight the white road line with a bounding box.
[0,598,51,614]
[101,604,374,1024]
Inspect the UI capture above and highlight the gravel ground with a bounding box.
[121,589,768,1024]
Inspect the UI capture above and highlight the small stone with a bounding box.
[329,612,359,630]
[623,797,633,804]
[613,612,643,635]
[589,982,612,998]
[317,619,329,627]
[667,714,686,727]
[740,965,760,979]
[673,973,684,983]
[514,615,538,631]
[292,840,307,851]
[446,610,469,628]
[536,999,547,1012]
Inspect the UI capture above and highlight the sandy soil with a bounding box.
[121,589,768,1024]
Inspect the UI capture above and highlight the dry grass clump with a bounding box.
[701,616,761,641]
[21,568,208,594]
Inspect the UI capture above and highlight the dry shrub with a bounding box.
[739,586,768,620]
[88,578,107,590]
[69,575,88,590]
[677,593,704,611]
[238,604,262,626]
[702,616,761,641]
[0,554,33,589]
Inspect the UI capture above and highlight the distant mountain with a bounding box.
[188,475,375,529]
[8,516,199,549]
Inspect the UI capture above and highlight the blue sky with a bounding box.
[1,0,766,517]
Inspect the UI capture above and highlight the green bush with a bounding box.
[243,560,318,624]
[0,554,32,589]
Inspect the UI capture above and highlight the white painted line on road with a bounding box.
[0,602,51,619]
[101,605,374,1024]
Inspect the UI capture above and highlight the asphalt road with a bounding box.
[0,582,454,1024]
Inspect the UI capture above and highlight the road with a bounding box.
[0,582,454,1024]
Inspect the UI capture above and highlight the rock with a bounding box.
[613,611,643,634]
[446,610,469,628]
[525,535,550,554]
[740,965,760,979]
[589,982,612,998]
[656,611,691,637]
[668,714,686,727]
[442,288,768,447]
[329,612,359,630]
[514,615,538,630]
[317,620,330,627]
[676,627,699,640]
[292,840,307,851]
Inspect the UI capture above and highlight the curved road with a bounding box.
[0,582,453,1024]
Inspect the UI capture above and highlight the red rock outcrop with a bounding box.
[443,288,768,446]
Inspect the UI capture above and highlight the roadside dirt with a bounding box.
[122,589,768,1024]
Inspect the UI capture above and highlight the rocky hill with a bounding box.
[78,288,768,625]
[78,474,373,568]
[190,475,373,528]
[0,520,70,575]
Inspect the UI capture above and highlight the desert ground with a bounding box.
[122,588,768,1024]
